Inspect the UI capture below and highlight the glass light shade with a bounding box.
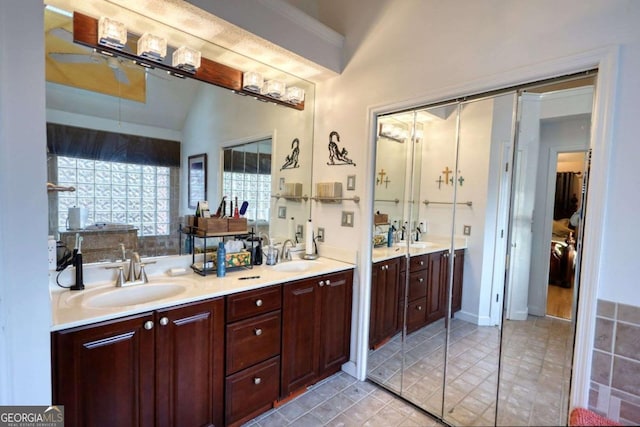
[243,71,263,92]
[262,79,286,99]
[285,86,305,104]
[380,123,394,137]
[172,46,201,72]
[98,17,127,49]
[137,33,167,61]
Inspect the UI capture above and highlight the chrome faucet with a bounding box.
[281,239,295,261]
[106,249,154,287]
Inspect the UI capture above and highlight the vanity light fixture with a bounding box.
[242,71,264,92]
[137,33,167,61]
[98,17,127,50]
[262,79,286,99]
[379,123,406,143]
[172,46,201,73]
[284,86,305,104]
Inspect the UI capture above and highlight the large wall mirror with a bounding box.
[367,73,596,426]
[44,1,315,262]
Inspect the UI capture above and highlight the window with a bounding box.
[56,156,171,236]
[222,139,272,223]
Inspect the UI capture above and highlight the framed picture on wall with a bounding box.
[188,153,207,209]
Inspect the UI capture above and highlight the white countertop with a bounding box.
[372,236,467,263]
[50,256,354,332]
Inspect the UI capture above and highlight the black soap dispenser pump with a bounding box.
[70,234,85,291]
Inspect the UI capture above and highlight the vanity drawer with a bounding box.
[409,254,429,272]
[226,285,282,322]
[406,297,428,333]
[407,270,428,300]
[225,356,280,426]
[226,311,281,375]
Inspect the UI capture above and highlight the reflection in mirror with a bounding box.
[441,94,518,426]
[44,5,314,263]
[367,75,596,426]
[498,79,595,426]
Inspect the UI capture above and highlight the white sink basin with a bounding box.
[83,283,187,308]
[271,260,320,273]
[395,242,437,249]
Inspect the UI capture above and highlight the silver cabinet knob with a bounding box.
[319,280,325,287]
[253,377,262,385]
[418,277,424,283]
[254,328,263,336]
[419,260,424,266]
[255,299,263,307]
[159,317,169,326]
[144,321,154,330]
[417,305,423,311]
[326,279,331,285]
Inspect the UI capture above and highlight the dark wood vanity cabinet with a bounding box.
[225,285,282,426]
[399,249,465,334]
[451,249,465,314]
[52,298,224,427]
[369,257,401,349]
[281,270,353,398]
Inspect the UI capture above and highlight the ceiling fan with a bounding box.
[47,27,169,85]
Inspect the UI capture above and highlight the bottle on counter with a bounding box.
[216,241,226,277]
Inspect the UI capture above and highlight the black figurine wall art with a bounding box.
[327,131,356,166]
[280,138,300,170]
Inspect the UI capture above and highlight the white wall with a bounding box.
[0,0,51,404]
[312,0,640,387]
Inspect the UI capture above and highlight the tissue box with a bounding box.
[216,250,251,268]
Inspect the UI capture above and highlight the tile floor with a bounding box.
[367,315,573,426]
[242,372,445,427]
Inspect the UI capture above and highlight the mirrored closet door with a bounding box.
[367,73,596,427]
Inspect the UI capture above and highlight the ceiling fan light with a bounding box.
[242,71,263,92]
[137,33,167,62]
[98,17,127,50]
[262,79,285,99]
[172,46,201,72]
[284,86,305,104]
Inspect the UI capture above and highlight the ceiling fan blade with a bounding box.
[48,27,73,43]
[113,68,130,85]
[49,52,101,64]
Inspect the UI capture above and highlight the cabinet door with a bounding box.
[318,271,353,377]
[281,277,320,397]
[427,251,448,323]
[155,298,224,427]
[52,312,155,427]
[370,259,400,348]
[451,249,465,313]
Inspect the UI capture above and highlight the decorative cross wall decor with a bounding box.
[436,166,465,188]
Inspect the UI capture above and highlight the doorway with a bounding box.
[547,152,586,320]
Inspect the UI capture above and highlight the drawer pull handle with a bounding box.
[144,321,154,330]
[255,299,263,307]
[254,377,262,385]
[159,317,169,326]
[254,328,263,336]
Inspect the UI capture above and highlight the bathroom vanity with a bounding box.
[50,257,353,427]
[369,243,466,350]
